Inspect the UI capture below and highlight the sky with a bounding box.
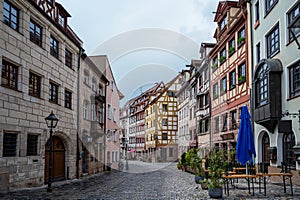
[58,0,220,105]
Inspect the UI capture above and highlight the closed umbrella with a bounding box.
[236,106,256,166]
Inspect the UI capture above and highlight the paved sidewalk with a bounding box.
[0,161,300,199]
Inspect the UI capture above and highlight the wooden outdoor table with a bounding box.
[256,172,293,196]
[222,173,256,196]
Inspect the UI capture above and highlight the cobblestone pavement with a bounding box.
[1,161,300,199]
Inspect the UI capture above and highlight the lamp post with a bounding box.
[45,111,59,192]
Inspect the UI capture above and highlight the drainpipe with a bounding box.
[76,47,84,179]
[103,81,109,171]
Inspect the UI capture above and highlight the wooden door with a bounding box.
[45,136,65,182]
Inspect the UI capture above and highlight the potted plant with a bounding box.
[228,46,235,55]
[189,150,205,183]
[207,148,228,198]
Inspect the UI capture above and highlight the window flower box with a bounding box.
[228,47,235,55]
[238,37,245,46]
[219,56,226,64]
[238,75,246,84]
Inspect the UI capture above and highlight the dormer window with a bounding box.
[58,13,65,27]
[220,15,227,31]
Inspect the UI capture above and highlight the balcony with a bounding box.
[95,90,105,102]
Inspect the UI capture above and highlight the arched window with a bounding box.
[283,132,296,168]
[256,63,269,107]
[83,101,89,120]
[262,132,270,165]
[91,104,96,121]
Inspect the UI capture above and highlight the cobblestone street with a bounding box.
[1,161,300,199]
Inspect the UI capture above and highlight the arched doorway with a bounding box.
[262,132,270,166]
[45,136,66,182]
[283,132,296,168]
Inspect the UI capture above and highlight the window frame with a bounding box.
[229,70,236,90]
[238,27,246,46]
[50,35,59,59]
[213,83,218,99]
[238,62,246,84]
[49,81,59,104]
[30,20,42,47]
[3,132,17,157]
[64,89,72,109]
[220,76,227,95]
[228,37,235,56]
[265,0,278,14]
[219,47,226,64]
[29,71,41,98]
[3,0,19,31]
[255,64,269,107]
[83,101,89,120]
[266,23,280,58]
[27,134,38,156]
[1,60,18,90]
[289,60,300,98]
[65,48,72,68]
[287,2,300,43]
[108,104,112,120]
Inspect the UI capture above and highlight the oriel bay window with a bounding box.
[29,72,41,98]
[256,64,268,106]
[1,60,18,90]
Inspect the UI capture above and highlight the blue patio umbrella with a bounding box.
[236,106,256,165]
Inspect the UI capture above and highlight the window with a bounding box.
[228,38,235,55]
[98,105,103,124]
[211,56,218,71]
[29,72,41,98]
[238,63,246,84]
[283,132,296,168]
[162,118,167,126]
[107,130,111,141]
[58,13,65,27]
[162,132,167,140]
[27,134,38,156]
[214,116,219,133]
[3,132,17,157]
[113,131,117,142]
[256,63,269,106]
[262,132,270,165]
[220,76,227,94]
[266,24,279,58]
[219,48,226,64]
[3,0,18,31]
[287,2,300,42]
[289,61,300,98]
[205,93,209,106]
[91,104,96,121]
[220,15,227,31]
[112,152,115,162]
[168,91,175,97]
[256,42,261,64]
[230,110,237,130]
[162,104,168,112]
[229,70,236,90]
[238,28,246,46]
[115,151,118,162]
[83,70,89,85]
[213,83,218,99]
[64,89,72,109]
[65,49,72,68]
[108,104,112,120]
[255,2,260,23]
[49,81,59,104]
[169,148,173,157]
[30,20,42,46]
[83,101,89,119]
[91,78,96,92]
[1,60,18,90]
[222,113,228,132]
[50,35,59,58]
[111,81,114,91]
[265,0,278,13]
[113,108,116,122]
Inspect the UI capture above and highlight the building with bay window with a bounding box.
[250,0,300,173]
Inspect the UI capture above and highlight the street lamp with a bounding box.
[45,111,59,192]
